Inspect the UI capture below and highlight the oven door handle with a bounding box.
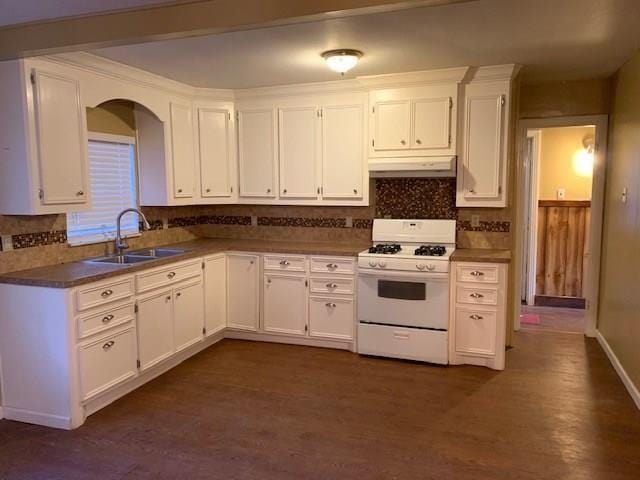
[357,269,449,281]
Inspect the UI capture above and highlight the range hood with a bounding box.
[369,156,456,178]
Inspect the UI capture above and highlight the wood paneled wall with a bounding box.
[536,200,591,298]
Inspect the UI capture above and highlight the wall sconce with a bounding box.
[573,134,594,177]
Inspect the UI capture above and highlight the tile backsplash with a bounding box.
[0,178,511,274]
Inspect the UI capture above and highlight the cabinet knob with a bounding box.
[325,302,337,308]
[326,283,338,289]
[176,292,182,298]
[76,190,84,196]
[415,139,422,145]
[249,260,254,265]
[100,289,113,298]
[400,139,406,145]
[177,188,183,193]
[283,189,287,194]
[469,271,485,277]
[469,314,484,320]
[470,292,484,299]
[102,314,115,323]
[468,189,476,194]
[205,188,211,193]
[102,340,115,350]
[353,189,358,194]
[166,296,171,302]
[167,272,176,279]
[267,188,271,194]
[267,278,272,284]
[326,263,338,269]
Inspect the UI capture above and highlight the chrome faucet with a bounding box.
[115,208,151,255]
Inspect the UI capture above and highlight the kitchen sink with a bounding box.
[128,248,188,258]
[85,254,155,265]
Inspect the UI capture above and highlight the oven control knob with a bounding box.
[426,264,436,271]
[369,260,377,267]
[416,263,426,270]
[378,260,387,268]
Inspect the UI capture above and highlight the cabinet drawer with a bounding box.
[77,302,135,339]
[456,264,499,284]
[263,254,307,273]
[358,323,448,364]
[79,326,137,401]
[310,256,355,275]
[309,296,354,340]
[76,277,134,312]
[309,277,354,295]
[136,260,202,293]
[456,285,498,306]
[454,307,497,357]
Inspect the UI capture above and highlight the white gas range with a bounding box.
[357,219,456,364]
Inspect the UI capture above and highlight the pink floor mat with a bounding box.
[520,313,541,325]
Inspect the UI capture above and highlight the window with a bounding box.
[67,133,138,246]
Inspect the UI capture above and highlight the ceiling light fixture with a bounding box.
[321,49,363,75]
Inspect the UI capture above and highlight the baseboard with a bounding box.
[225,329,354,351]
[535,295,585,309]
[596,330,640,410]
[2,406,72,429]
[0,406,4,419]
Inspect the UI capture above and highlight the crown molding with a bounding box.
[467,64,522,83]
[357,66,470,89]
[235,78,367,101]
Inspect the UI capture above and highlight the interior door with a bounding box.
[136,289,174,371]
[322,104,364,198]
[227,254,259,331]
[237,109,277,197]
[412,97,451,149]
[263,273,307,335]
[198,107,231,198]
[33,69,88,205]
[173,279,204,352]
[278,106,318,198]
[170,101,196,198]
[373,100,410,150]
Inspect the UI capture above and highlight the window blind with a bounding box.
[67,135,138,245]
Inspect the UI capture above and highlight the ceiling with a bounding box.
[0,0,189,27]
[86,0,638,88]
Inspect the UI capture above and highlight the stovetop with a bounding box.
[366,243,451,258]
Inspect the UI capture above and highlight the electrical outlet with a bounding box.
[557,188,566,200]
[471,215,481,228]
[345,216,353,228]
[251,215,258,226]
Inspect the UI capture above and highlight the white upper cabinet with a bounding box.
[237,109,277,198]
[0,60,90,214]
[368,83,458,159]
[322,103,365,199]
[197,106,235,199]
[278,106,319,199]
[169,101,196,199]
[457,74,515,207]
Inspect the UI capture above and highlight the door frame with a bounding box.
[513,115,608,336]
[522,129,541,306]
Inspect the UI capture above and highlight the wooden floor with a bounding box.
[1,332,639,479]
[521,305,586,333]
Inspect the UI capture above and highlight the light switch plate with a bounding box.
[345,216,353,228]
[1,235,13,251]
[557,188,566,200]
[471,215,481,228]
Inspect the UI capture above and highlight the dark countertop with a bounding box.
[0,238,370,289]
[450,248,511,264]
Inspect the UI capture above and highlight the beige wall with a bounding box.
[519,78,611,119]
[86,100,136,137]
[598,51,640,390]
[538,126,594,200]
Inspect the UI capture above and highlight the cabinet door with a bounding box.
[204,255,227,336]
[137,289,174,371]
[263,273,307,336]
[454,307,497,356]
[460,84,507,204]
[373,100,410,150]
[33,69,88,205]
[278,106,318,198]
[170,102,196,198]
[322,104,364,198]
[174,280,205,352]
[309,297,354,340]
[238,109,277,197]
[412,97,451,149]
[198,107,232,198]
[227,254,259,331]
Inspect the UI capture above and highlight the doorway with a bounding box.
[514,116,608,336]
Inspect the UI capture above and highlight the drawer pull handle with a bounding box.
[102,340,115,350]
[100,289,113,298]
[326,283,338,289]
[326,263,338,269]
[102,314,115,323]
[76,190,84,196]
[279,260,290,266]
[167,272,176,279]
[469,314,484,320]
[470,292,484,299]
[469,271,485,277]
[325,302,337,308]
[393,332,410,340]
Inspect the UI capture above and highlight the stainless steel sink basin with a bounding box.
[128,248,188,258]
[85,254,155,265]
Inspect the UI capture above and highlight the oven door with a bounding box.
[358,269,449,330]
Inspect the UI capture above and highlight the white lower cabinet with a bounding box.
[137,288,175,371]
[263,273,308,335]
[309,296,354,340]
[174,279,205,352]
[227,253,260,331]
[204,254,227,336]
[79,326,137,401]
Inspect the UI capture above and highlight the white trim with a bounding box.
[224,329,354,352]
[514,115,608,338]
[467,64,522,83]
[2,407,73,429]
[524,129,541,308]
[87,131,136,145]
[596,331,640,410]
[357,66,470,88]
